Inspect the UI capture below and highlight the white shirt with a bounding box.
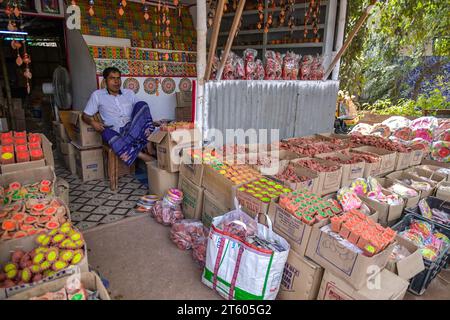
[84,88,138,133]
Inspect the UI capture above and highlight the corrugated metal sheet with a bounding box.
[203,80,339,143]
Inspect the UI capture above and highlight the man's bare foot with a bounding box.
[138,152,153,162]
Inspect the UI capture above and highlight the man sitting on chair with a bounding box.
[82,67,154,165]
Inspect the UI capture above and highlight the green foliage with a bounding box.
[363,89,450,116]
[339,0,450,102]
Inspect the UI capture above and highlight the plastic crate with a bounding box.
[405,197,450,267]
[392,214,449,296]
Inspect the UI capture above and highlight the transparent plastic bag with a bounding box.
[264,50,282,80]
[170,219,206,250]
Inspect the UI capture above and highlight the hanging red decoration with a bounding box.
[88,0,95,16]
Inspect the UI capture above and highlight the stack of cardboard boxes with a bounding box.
[68,111,104,182]
[175,92,192,122]
[53,111,105,182]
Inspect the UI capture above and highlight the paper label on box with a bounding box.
[237,192,263,216]
[280,262,300,291]
[350,166,364,179]
[324,171,340,189]
[274,207,306,245]
[323,281,354,300]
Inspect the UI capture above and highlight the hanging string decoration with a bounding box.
[257,0,264,30]
[304,0,320,42]
[287,0,296,34]
[264,0,275,33]
[279,0,286,26]
[118,1,124,16]
[88,0,95,16]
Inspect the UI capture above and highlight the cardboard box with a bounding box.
[436,181,450,201]
[246,150,304,175]
[317,269,409,300]
[57,138,70,155]
[293,158,343,196]
[64,143,76,175]
[146,160,179,198]
[72,142,104,182]
[55,178,70,207]
[68,111,102,147]
[8,272,111,300]
[385,235,425,281]
[0,226,87,299]
[315,152,365,187]
[175,107,192,122]
[14,119,26,131]
[149,128,200,173]
[52,120,69,142]
[406,167,446,185]
[202,190,229,228]
[179,151,204,186]
[376,178,420,208]
[414,164,450,182]
[236,189,272,219]
[176,91,192,107]
[305,224,396,290]
[267,199,330,257]
[386,170,435,199]
[0,134,54,174]
[178,174,204,220]
[0,166,56,192]
[410,149,425,167]
[353,146,397,176]
[277,251,324,300]
[349,149,382,177]
[268,162,319,193]
[421,158,450,169]
[0,118,8,132]
[360,189,404,226]
[201,164,254,211]
[394,151,414,171]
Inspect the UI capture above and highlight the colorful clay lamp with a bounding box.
[1,145,14,153]
[1,152,14,164]
[16,151,30,162]
[28,142,41,150]
[1,137,14,145]
[30,149,44,161]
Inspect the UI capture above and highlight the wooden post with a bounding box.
[196,0,207,137]
[332,0,348,80]
[205,0,226,81]
[216,0,246,80]
[0,38,15,130]
[322,0,377,80]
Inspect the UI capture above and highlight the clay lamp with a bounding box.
[11,213,25,223]
[30,149,44,161]
[1,137,14,145]
[14,137,27,145]
[16,151,30,163]
[41,180,52,187]
[32,203,46,212]
[1,145,14,153]
[9,182,21,191]
[28,142,41,150]
[28,134,41,144]
[14,131,27,138]
[43,207,57,216]
[1,132,13,139]
[1,152,15,164]
[2,219,16,231]
[40,185,51,193]
[15,144,28,153]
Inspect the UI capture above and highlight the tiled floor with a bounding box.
[54,166,147,231]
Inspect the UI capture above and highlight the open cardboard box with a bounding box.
[1,134,54,174]
[277,251,324,300]
[348,149,382,177]
[317,269,409,300]
[305,223,396,290]
[421,158,450,169]
[436,181,450,201]
[7,271,111,300]
[201,190,229,228]
[0,165,56,192]
[68,111,102,147]
[293,158,343,196]
[406,167,446,186]
[376,177,420,209]
[178,174,204,220]
[414,164,450,182]
[146,160,179,198]
[386,170,436,199]
[246,150,303,176]
[352,146,397,176]
[179,149,205,186]
[149,128,201,173]
[267,161,319,194]
[359,189,404,226]
[315,152,365,187]
[394,150,414,171]
[201,164,260,211]
[0,228,87,299]
[410,149,426,167]
[385,235,425,281]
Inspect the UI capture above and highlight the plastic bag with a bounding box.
[370,124,391,138]
[192,236,208,268]
[349,123,373,136]
[170,219,208,250]
[264,50,282,80]
[382,116,411,132]
[234,54,245,80]
[222,51,236,80]
[150,189,184,226]
[282,51,300,80]
[244,49,258,80]
[431,140,450,162]
[310,55,324,80]
[256,59,265,80]
[299,55,314,80]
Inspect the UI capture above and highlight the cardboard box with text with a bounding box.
[72,142,104,182]
[178,174,204,220]
[146,160,179,198]
[201,190,229,228]
[68,111,102,148]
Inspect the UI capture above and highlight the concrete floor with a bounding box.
[83,215,450,300]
